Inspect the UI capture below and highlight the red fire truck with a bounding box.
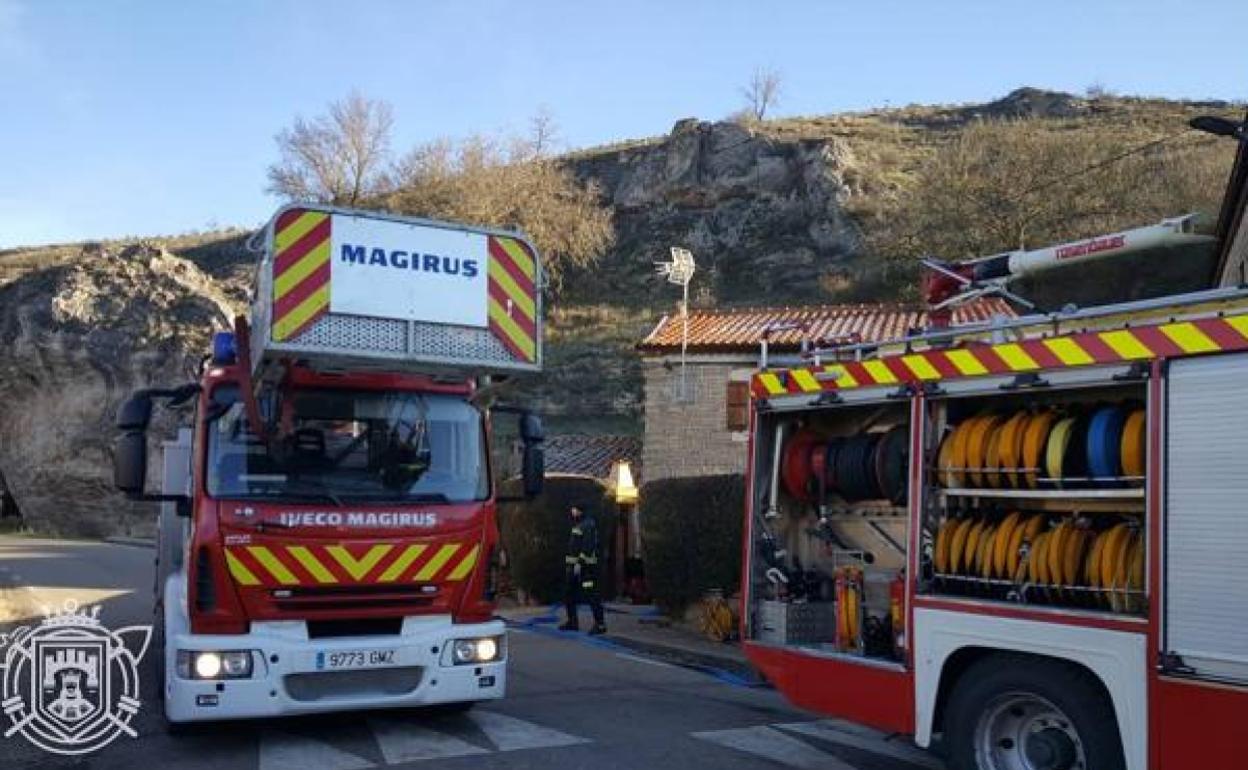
[740,220,1248,770]
[112,205,546,724]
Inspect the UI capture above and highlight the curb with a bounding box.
[602,632,767,687]
[507,604,768,688]
[105,536,155,548]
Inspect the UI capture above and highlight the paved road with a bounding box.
[0,537,942,770]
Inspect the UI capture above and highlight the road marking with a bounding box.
[467,709,590,752]
[259,731,375,770]
[776,720,944,770]
[691,725,858,770]
[370,716,489,763]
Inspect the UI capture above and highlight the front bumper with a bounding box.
[163,614,506,724]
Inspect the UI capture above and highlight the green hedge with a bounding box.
[640,474,744,614]
[499,476,616,603]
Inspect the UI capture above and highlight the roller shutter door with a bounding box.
[1166,353,1248,683]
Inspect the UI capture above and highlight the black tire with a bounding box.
[944,654,1125,770]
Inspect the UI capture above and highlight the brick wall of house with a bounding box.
[641,357,750,482]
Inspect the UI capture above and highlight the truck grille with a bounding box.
[307,617,403,639]
[285,667,423,702]
[271,585,435,613]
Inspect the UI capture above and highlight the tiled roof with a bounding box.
[637,298,1016,353]
[544,434,642,481]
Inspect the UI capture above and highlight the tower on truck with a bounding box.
[740,219,1248,770]
[112,205,546,725]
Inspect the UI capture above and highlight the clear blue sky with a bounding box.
[1,0,1245,248]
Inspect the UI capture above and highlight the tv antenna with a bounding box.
[656,247,696,400]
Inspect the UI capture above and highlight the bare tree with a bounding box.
[387,128,613,294]
[740,67,783,121]
[267,92,395,206]
[856,117,1235,299]
[528,106,560,158]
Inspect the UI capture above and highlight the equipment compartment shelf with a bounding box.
[938,487,1143,500]
[817,502,908,519]
[935,488,1144,514]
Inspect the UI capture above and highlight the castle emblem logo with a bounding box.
[1,600,150,756]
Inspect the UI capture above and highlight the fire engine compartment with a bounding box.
[748,400,911,663]
[922,377,1148,617]
[747,369,1150,664]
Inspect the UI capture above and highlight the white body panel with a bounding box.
[912,607,1147,770]
[161,574,505,723]
[330,213,489,327]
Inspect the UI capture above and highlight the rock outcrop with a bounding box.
[563,118,861,306]
[0,243,239,536]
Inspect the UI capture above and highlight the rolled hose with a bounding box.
[1087,406,1127,482]
[1044,416,1077,487]
[966,415,1003,488]
[874,426,909,504]
[1120,408,1146,478]
[996,411,1029,488]
[781,430,820,502]
[781,428,904,504]
[1021,411,1056,489]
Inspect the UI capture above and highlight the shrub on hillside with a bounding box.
[640,474,744,614]
[499,476,616,603]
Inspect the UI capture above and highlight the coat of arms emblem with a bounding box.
[1,600,149,756]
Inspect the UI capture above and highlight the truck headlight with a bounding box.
[446,636,504,665]
[196,652,222,679]
[177,650,254,680]
[475,637,498,662]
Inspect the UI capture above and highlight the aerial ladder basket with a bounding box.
[242,203,544,384]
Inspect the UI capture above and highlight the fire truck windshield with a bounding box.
[205,387,488,504]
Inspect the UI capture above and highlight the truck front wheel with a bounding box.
[944,654,1124,770]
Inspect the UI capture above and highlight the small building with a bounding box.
[635,300,1015,483]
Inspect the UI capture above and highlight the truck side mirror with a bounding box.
[114,431,148,495]
[522,443,544,498]
[117,393,154,431]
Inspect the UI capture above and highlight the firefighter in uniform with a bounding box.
[559,505,607,635]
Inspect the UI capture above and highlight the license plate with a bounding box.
[315,648,398,671]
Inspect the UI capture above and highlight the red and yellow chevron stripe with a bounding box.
[487,236,538,363]
[752,312,1248,398]
[224,540,481,588]
[271,208,332,342]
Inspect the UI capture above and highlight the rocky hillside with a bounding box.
[563,117,859,306]
[0,88,1240,535]
[559,88,1239,307]
[0,243,239,536]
